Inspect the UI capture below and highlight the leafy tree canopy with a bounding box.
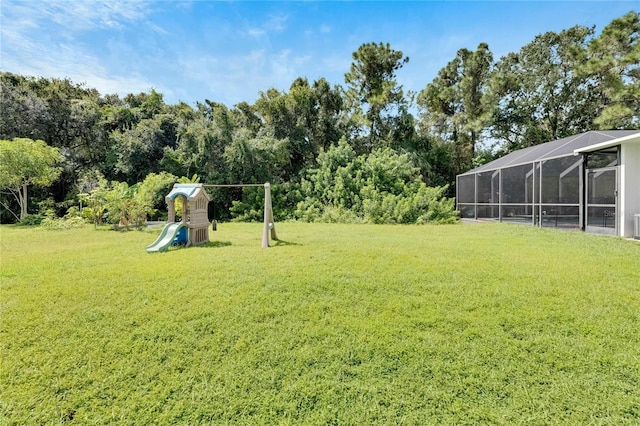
[0,138,64,220]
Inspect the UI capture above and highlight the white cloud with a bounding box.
[247,28,266,38]
[1,32,155,97]
[177,46,317,105]
[264,14,288,32]
[2,0,151,33]
[61,0,150,30]
[241,13,289,38]
[0,0,164,98]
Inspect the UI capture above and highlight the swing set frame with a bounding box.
[203,183,278,248]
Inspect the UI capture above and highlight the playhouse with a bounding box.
[146,182,278,252]
[146,183,210,252]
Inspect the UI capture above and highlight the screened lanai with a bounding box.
[456,130,640,237]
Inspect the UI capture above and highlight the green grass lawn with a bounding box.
[1,222,639,425]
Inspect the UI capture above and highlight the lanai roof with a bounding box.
[460,130,640,176]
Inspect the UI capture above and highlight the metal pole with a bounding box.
[498,169,503,222]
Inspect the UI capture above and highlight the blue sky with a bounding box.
[1,1,637,107]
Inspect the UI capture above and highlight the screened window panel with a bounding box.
[586,151,618,169]
[501,164,533,204]
[457,175,476,203]
[477,205,500,219]
[587,170,616,204]
[540,205,580,228]
[541,157,580,204]
[525,169,534,204]
[477,171,499,204]
[458,204,475,218]
[560,171,580,204]
[501,205,534,222]
[587,206,616,228]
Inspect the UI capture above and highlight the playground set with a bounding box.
[146,183,277,253]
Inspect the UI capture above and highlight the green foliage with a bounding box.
[138,172,178,219]
[40,216,86,230]
[104,182,146,229]
[362,184,458,224]
[417,43,494,175]
[17,213,45,226]
[229,182,303,222]
[0,138,64,221]
[78,171,180,228]
[345,42,410,150]
[578,11,640,129]
[64,206,81,218]
[81,207,95,222]
[169,101,232,184]
[0,137,63,188]
[111,114,177,182]
[489,26,598,151]
[1,223,639,423]
[295,138,458,224]
[250,78,346,180]
[0,74,49,142]
[223,129,290,184]
[228,187,266,222]
[39,207,86,230]
[78,170,108,226]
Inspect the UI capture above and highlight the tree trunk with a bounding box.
[20,183,28,220]
[470,129,477,159]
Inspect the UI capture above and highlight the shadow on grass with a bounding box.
[197,241,233,248]
[271,239,301,247]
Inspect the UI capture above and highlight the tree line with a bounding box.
[1,11,638,225]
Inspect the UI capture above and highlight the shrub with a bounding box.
[81,207,94,222]
[64,206,81,219]
[41,216,86,230]
[104,182,146,230]
[17,214,45,226]
[295,138,459,224]
[229,182,302,222]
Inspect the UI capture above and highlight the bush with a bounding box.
[229,182,303,222]
[81,207,94,222]
[294,139,459,225]
[41,216,86,230]
[18,214,45,226]
[64,206,81,219]
[104,182,146,229]
[37,208,87,230]
[318,206,365,224]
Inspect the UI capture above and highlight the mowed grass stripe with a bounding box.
[1,223,639,424]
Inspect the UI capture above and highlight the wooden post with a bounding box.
[262,183,277,248]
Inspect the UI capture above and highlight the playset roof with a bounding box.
[166,183,210,201]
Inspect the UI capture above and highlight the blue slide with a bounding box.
[146,222,186,253]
